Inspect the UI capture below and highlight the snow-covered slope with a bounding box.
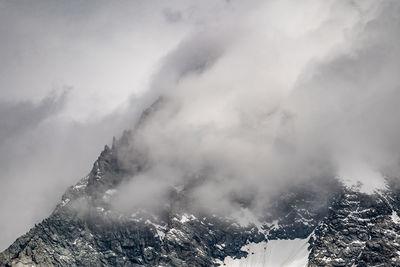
[217,237,310,267]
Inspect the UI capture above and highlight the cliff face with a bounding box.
[308,187,400,267]
[2,122,400,266]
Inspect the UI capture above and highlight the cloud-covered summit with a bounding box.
[110,0,400,216]
[1,0,400,251]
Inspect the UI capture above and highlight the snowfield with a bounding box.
[217,238,310,267]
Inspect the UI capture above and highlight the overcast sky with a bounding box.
[1,0,400,251]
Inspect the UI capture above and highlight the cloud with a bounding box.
[0,89,138,251]
[0,0,245,251]
[0,0,181,250]
[284,0,400,179]
[0,90,68,142]
[111,0,400,216]
[2,0,400,252]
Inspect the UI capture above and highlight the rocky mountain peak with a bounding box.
[1,111,400,266]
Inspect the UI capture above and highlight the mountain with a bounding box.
[2,107,400,267]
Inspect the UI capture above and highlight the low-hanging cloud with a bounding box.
[0,0,229,250]
[2,0,400,251]
[112,0,400,216]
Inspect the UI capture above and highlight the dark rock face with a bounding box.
[2,128,400,266]
[308,187,400,267]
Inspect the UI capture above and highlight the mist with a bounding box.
[1,0,400,251]
[0,0,224,250]
[111,0,400,215]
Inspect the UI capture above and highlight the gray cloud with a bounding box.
[2,0,400,252]
[0,0,240,251]
[111,0,400,216]
[0,90,68,142]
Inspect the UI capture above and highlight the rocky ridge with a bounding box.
[1,129,400,266]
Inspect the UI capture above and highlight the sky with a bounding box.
[1,0,400,251]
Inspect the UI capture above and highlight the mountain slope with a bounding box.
[1,104,400,266]
[2,130,400,266]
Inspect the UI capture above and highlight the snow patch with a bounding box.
[173,213,196,223]
[217,238,309,267]
[145,220,167,240]
[60,198,70,207]
[216,244,226,250]
[73,184,86,190]
[392,211,400,224]
[265,220,280,231]
[72,175,89,191]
